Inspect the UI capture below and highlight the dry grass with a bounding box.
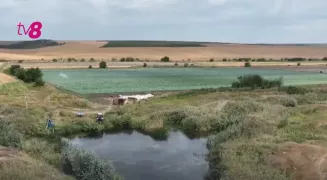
[1,41,327,61]
[0,73,17,85]
[0,146,73,180]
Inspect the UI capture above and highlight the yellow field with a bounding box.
[0,41,327,61]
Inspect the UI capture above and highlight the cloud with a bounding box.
[0,0,326,43]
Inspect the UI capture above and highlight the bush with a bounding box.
[9,65,21,75]
[209,59,214,62]
[52,59,58,62]
[18,60,24,63]
[88,65,92,69]
[14,68,26,80]
[61,139,122,180]
[24,67,43,83]
[143,63,147,67]
[99,61,107,68]
[80,58,85,62]
[222,59,227,62]
[283,86,309,95]
[297,62,301,66]
[89,58,96,62]
[160,56,170,62]
[244,62,251,67]
[174,63,178,66]
[34,78,45,87]
[184,63,189,67]
[0,120,23,148]
[231,75,283,89]
[286,58,306,61]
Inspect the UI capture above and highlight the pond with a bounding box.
[69,130,209,180]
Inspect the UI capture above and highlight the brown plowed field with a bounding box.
[1,41,327,61]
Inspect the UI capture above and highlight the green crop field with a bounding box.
[42,67,327,94]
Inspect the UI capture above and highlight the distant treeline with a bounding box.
[101,41,206,47]
[216,57,327,62]
[0,40,63,49]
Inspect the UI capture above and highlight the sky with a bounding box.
[0,0,327,43]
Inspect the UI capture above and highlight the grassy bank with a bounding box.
[1,75,327,179]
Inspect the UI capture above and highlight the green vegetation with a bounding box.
[231,75,283,89]
[244,62,251,67]
[61,139,123,180]
[143,63,147,67]
[101,41,206,47]
[160,56,170,62]
[42,68,327,94]
[0,40,62,49]
[99,61,107,68]
[88,65,92,69]
[209,59,214,62]
[8,65,45,86]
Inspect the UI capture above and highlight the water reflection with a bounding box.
[70,130,209,180]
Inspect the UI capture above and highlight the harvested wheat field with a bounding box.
[1,41,327,61]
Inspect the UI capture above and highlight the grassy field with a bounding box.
[42,67,327,94]
[2,70,327,179]
[1,41,327,61]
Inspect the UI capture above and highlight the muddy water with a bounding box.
[69,130,209,180]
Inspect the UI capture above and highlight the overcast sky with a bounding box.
[1,0,327,43]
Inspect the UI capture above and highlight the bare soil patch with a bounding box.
[271,142,327,180]
[0,73,17,85]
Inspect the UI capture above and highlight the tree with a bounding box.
[244,62,251,67]
[34,77,45,86]
[209,59,214,62]
[99,61,107,68]
[143,63,147,67]
[160,56,170,62]
[52,59,58,62]
[24,67,43,82]
[14,68,26,80]
[88,65,92,69]
[297,62,301,66]
[9,65,21,75]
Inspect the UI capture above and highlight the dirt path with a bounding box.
[0,73,17,85]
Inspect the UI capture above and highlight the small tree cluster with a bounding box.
[119,57,135,62]
[231,74,283,90]
[244,62,251,67]
[9,65,45,86]
[160,56,170,62]
[99,61,107,68]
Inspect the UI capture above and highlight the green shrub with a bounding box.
[14,68,27,80]
[283,86,308,95]
[61,139,123,180]
[209,59,214,62]
[52,59,58,62]
[22,67,43,83]
[222,58,227,62]
[119,58,126,62]
[9,65,21,75]
[34,78,45,87]
[0,120,23,148]
[143,63,147,67]
[99,61,107,68]
[244,62,251,67]
[18,60,24,63]
[89,58,96,62]
[184,63,188,67]
[231,75,283,89]
[160,56,170,62]
[174,63,178,66]
[88,65,92,69]
[297,62,301,66]
[80,58,85,62]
